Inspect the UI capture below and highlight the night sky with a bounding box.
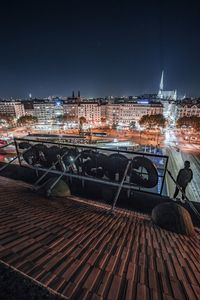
[0,0,200,98]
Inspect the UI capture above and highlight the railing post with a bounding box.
[160,156,168,195]
[14,138,21,166]
[111,160,131,213]
[127,156,132,199]
[32,148,79,189]
[36,152,81,194]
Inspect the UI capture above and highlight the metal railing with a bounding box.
[0,137,170,212]
[14,137,168,188]
[111,160,131,212]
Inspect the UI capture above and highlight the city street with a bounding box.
[163,128,200,202]
[164,147,200,202]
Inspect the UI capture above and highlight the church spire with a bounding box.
[160,70,164,91]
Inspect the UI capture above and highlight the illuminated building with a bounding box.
[33,99,63,122]
[22,101,34,116]
[0,100,25,118]
[63,101,78,120]
[176,101,200,119]
[107,100,163,126]
[78,102,101,124]
[158,71,177,100]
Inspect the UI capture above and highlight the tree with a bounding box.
[194,118,200,131]
[101,117,106,123]
[112,122,118,130]
[57,113,76,123]
[0,114,15,126]
[17,115,38,126]
[139,114,166,129]
[79,116,87,133]
[176,116,191,128]
[139,115,149,127]
[176,116,200,132]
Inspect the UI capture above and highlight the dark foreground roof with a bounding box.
[0,176,200,300]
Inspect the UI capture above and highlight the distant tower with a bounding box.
[77,90,81,104]
[174,90,177,101]
[158,70,164,99]
[157,71,177,100]
[72,91,75,98]
[160,70,164,91]
[29,93,32,99]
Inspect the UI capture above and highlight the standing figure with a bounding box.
[173,161,193,201]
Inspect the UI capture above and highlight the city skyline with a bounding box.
[0,71,198,101]
[0,1,200,98]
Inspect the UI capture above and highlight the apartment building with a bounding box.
[33,100,63,122]
[0,101,25,118]
[107,100,163,126]
[176,102,200,119]
[77,102,101,123]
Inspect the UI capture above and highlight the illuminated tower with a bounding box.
[160,70,164,91]
[158,71,164,98]
[174,90,177,100]
[157,71,177,100]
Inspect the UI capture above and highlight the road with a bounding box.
[163,141,200,202]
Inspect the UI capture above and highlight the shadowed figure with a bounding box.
[173,161,193,201]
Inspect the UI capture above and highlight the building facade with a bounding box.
[63,101,78,120]
[23,101,34,116]
[0,98,164,127]
[176,102,200,119]
[100,103,107,120]
[33,100,63,122]
[0,101,25,118]
[107,101,163,126]
[77,102,101,124]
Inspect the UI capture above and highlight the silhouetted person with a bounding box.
[173,161,193,201]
